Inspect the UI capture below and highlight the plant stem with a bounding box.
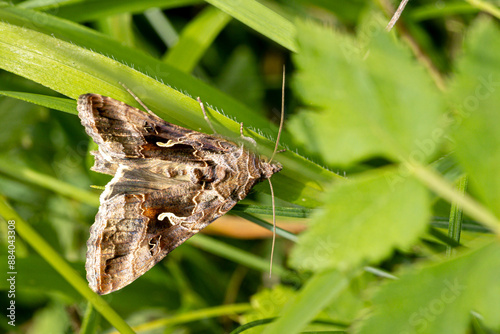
[407,162,500,235]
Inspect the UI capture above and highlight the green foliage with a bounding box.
[0,0,499,333]
[358,241,500,333]
[289,167,430,272]
[290,16,444,165]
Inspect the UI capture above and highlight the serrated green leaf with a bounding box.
[289,167,430,271]
[289,17,444,166]
[451,18,500,218]
[357,241,500,333]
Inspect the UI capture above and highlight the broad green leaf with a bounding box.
[0,17,333,207]
[357,241,500,333]
[0,20,214,131]
[289,17,444,166]
[0,5,279,139]
[289,167,430,271]
[0,4,337,189]
[451,18,500,219]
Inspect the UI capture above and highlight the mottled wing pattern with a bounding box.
[85,167,237,294]
[78,94,241,294]
[78,94,227,174]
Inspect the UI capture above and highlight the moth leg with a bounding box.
[239,122,257,147]
[119,82,160,118]
[197,97,217,134]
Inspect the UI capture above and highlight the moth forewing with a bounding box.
[78,93,282,294]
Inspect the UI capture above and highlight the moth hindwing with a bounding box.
[77,94,282,294]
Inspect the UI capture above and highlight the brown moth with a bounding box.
[77,93,282,294]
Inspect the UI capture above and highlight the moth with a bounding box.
[77,90,283,295]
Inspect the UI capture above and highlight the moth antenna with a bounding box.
[269,65,285,164]
[268,177,276,278]
[119,82,157,116]
[268,65,286,277]
[197,97,217,134]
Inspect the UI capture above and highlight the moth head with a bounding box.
[261,160,282,179]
